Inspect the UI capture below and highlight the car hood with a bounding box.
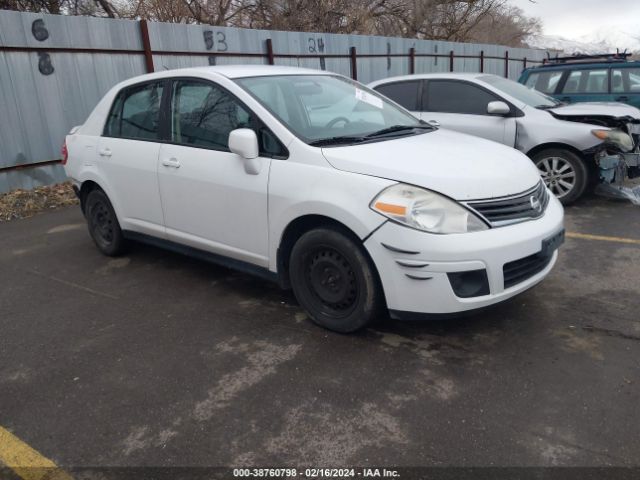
[321,129,541,201]
[549,102,640,120]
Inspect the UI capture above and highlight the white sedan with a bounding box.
[63,66,564,332]
[370,73,640,205]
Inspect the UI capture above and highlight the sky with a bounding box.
[510,0,640,39]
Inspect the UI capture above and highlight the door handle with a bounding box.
[98,148,112,157]
[161,157,181,168]
[427,120,440,127]
[616,96,629,102]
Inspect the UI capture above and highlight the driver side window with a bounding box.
[425,80,499,115]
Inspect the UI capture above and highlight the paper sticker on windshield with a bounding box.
[355,88,383,109]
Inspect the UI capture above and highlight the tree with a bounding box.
[0,0,542,48]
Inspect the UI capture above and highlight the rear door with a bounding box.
[98,80,166,237]
[420,79,516,146]
[157,78,283,267]
[373,80,422,118]
[611,66,640,108]
[557,67,612,104]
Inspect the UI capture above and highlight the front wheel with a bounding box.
[532,149,588,205]
[289,227,384,333]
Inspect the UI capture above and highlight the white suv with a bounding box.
[63,66,564,332]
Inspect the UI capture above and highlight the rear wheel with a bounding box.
[532,148,588,205]
[289,227,384,333]
[85,189,126,256]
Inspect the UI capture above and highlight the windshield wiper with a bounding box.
[535,104,560,110]
[308,135,366,147]
[364,124,434,138]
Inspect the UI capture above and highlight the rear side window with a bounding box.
[104,82,164,140]
[562,69,609,94]
[425,80,498,115]
[171,79,287,157]
[524,70,563,94]
[374,81,420,110]
[612,67,640,93]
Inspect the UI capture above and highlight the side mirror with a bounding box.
[229,128,259,159]
[487,101,511,116]
[229,128,261,175]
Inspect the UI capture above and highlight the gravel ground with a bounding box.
[0,182,79,222]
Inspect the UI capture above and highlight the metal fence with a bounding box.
[0,10,548,193]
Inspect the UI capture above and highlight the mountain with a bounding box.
[579,27,640,54]
[526,29,640,55]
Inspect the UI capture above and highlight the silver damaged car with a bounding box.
[370,73,640,205]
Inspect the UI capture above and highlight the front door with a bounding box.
[157,79,272,267]
[420,79,516,146]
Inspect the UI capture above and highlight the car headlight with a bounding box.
[371,184,488,234]
[592,129,634,152]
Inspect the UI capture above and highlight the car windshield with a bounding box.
[480,74,561,108]
[235,74,430,146]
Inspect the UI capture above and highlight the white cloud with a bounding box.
[510,0,640,39]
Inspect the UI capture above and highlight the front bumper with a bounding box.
[364,195,564,317]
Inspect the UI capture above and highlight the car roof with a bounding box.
[368,72,494,87]
[525,60,640,72]
[112,65,334,90]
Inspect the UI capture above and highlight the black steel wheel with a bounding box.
[85,189,126,256]
[289,227,384,333]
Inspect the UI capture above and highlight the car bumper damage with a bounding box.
[550,111,640,204]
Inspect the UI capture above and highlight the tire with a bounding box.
[532,148,588,205]
[289,227,384,333]
[85,189,126,256]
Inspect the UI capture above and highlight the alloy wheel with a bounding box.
[536,156,576,199]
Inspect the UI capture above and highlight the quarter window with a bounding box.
[104,82,164,140]
[374,81,420,110]
[426,80,499,115]
[562,69,609,94]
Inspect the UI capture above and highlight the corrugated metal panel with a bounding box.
[0,11,547,193]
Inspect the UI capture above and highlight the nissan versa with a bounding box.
[62,66,565,332]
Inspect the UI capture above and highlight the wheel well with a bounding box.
[276,215,364,290]
[79,180,102,214]
[526,143,597,183]
[526,143,585,160]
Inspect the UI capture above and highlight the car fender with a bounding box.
[515,113,603,155]
[267,160,393,272]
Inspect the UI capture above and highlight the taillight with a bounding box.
[61,141,68,165]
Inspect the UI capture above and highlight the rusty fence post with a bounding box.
[449,50,454,72]
[409,47,415,74]
[504,50,509,77]
[139,19,154,73]
[480,50,484,73]
[350,46,357,80]
[265,38,275,65]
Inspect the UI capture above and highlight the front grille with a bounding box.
[466,181,549,227]
[503,251,553,289]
